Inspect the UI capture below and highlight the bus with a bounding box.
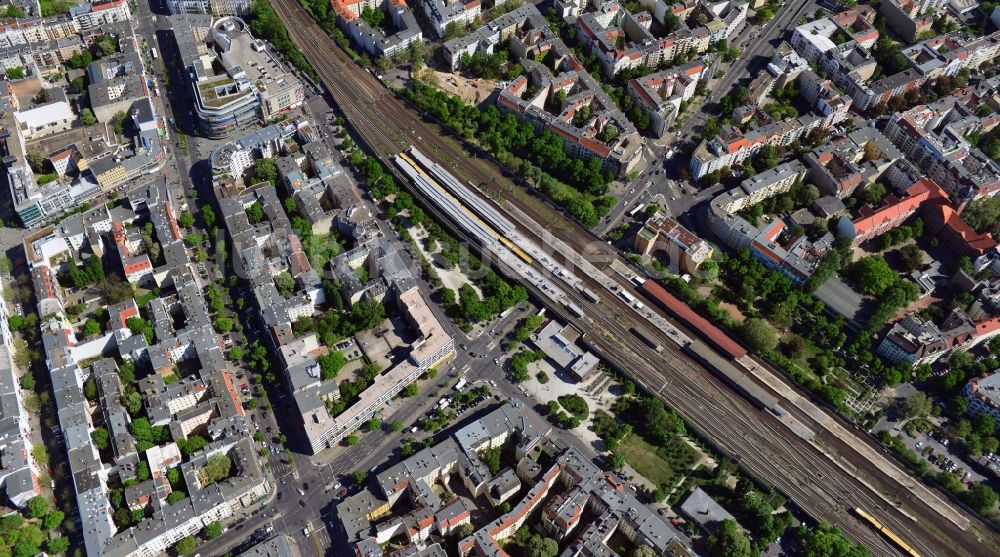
[150,47,158,60]
[628,204,645,217]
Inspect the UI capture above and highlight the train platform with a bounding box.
[739,358,971,531]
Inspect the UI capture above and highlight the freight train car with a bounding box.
[684,340,784,416]
[631,326,662,352]
[638,279,747,359]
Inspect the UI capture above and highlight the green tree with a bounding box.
[203,521,223,539]
[111,110,128,135]
[961,197,1000,233]
[213,316,233,333]
[318,351,346,380]
[42,510,65,530]
[274,271,296,297]
[850,256,897,296]
[81,108,97,126]
[4,65,23,79]
[178,211,195,228]
[480,446,502,474]
[91,427,110,450]
[167,490,187,504]
[965,483,999,514]
[345,434,359,446]
[524,535,559,557]
[903,392,932,418]
[201,205,216,229]
[360,5,385,27]
[177,435,208,455]
[367,417,382,432]
[350,298,385,330]
[558,394,589,419]
[741,318,778,352]
[246,201,265,224]
[609,450,625,470]
[174,536,197,556]
[896,244,923,272]
[973,413,996,437]
[18,370,35,391]
[861,182,887,206]
[352,470,368,485]
[252,158,277,185]
[122,392,142,416]
[632,547,658,557]
[46,536,69,554]
[25,496,48,519]
[389,420,404,432]
[984,436,1000,455]
[709,519,752,557]
[138,461,150,481]
[83,319,102,337]
[202,454,232,484]
[83,377,98,400]
[451,521,475,539]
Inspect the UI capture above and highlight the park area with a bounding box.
[617,433,696,488]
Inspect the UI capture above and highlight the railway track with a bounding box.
[267,2,997,555]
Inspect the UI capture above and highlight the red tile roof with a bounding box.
[927,204,997,257]
[851,178,946,239]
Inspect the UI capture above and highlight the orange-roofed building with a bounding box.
[924,204,997,258]
[837,177,947,245]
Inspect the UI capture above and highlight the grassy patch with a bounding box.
[37,172,59,185]
[618,434,681,487]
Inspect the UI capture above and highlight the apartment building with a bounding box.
[966,371,1000,430]
[0,304,41,508]
[876,314,950,365]
[299,285,454,452]
[634,214,713,274]
[708,161,835,284]
[70,0,131,31]
[13,100,73,139]
[420,0,484,40]
[441,4,537,70]
[880,307,1000,365]
[166,0,252,15]
[923,204,997,258]
[837,178,946,245]
[879,0,933,43]
[339,403,692,557]
[334,0,422,58]
[87,50,149,122]
[28,182,270,557]
[884,99,1000,202]
[690,113,825,179]
[574,0,744,78]
[626,59,709,137]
